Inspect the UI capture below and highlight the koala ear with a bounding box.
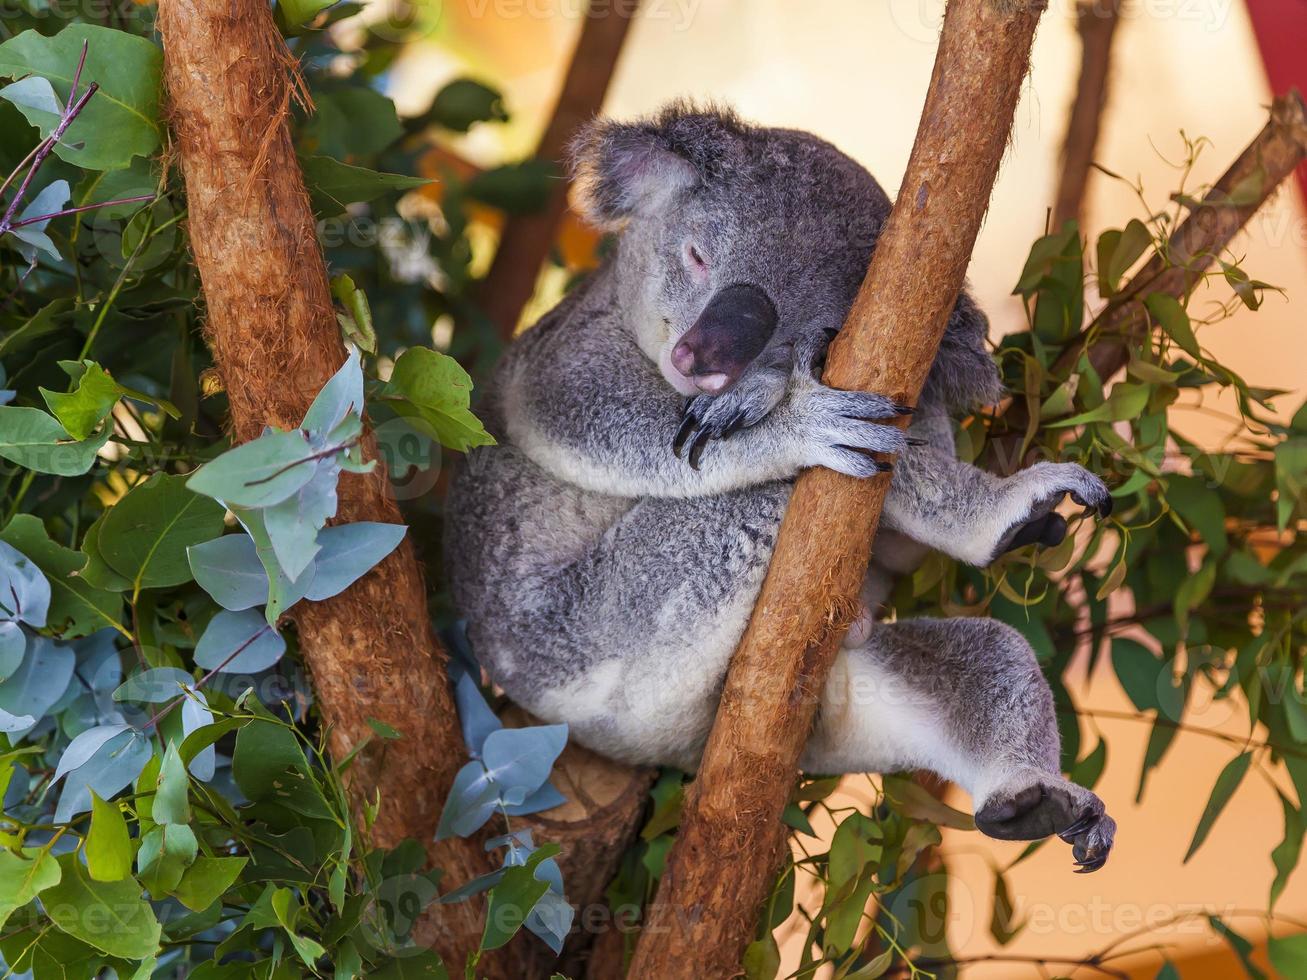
[568,102,745,230]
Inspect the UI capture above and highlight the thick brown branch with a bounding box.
[155,0,505,968]
[996,89,1307,468]
[626,2,1045,976]
[1052,0,1122,228]
[478,0,640,338]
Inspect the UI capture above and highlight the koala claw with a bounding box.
[994,463,1112,558]
[1059,807,1116,874]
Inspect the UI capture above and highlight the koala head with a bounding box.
[569,101,891,397]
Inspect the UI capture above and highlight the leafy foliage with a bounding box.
[0,7,558,979]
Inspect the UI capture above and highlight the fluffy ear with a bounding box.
[568,101,746,230]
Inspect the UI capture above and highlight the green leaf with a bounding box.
[0,848,61,930]
[1145,293,1200,359]
[743,932,781,980]
[186,428,318,508]
[278,0,338,29]
[1208,915,1267,980]
[271,885,326,966]
[466,160,554,215]
[332,274,377,354]
[40,362,121,440]
[300,155,429,216]
[1096,218,1152,296]
[0,405,110,475]
[44,853,161,959]
[430,78,507,132]
[303,87,402,159]
[99,472,225,591]
[0,25,162,171]
[169,856,246,911]
[0,515,124,637]
[86,790,132,882]
[1274,437,1307,531]
[380,347,495,452]
[1269,933,1307,977]
[78,509,132,591]
[137,822,197,896]
[829,812,881,889]
[1270,792,1303,909]
[884,774,975,830]
[481,844,560,951]
[989,869,1024,945]
[1047,382,1150,428]
[153,740,191,824]
[233,714,333,819]
[1184,753,1252,862]
[1166,474,1227,556]
[0,299,70,359]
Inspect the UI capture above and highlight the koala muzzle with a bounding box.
[671,283,778,395]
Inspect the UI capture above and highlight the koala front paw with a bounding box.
[993,462,1113,560]
[673,368,789,468]
[795,383,913,479]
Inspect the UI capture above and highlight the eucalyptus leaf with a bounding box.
[186,428,319,508]
[305,521,406,601]
[194,609,285,674]
[0,405,110,476]
[187,533,269,611]
[0,25,162,171]
[99,472,226,590]
[0,515,124,637]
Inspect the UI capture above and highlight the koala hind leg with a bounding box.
[803,618,1115,872]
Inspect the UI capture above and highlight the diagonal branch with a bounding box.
[626,1,1046,975]
[995,89,1307,468]
[477,0,640,339]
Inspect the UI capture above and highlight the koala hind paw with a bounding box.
[975,777,1115,873]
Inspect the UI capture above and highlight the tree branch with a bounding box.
[995,89,1307,469]
[626,2,1045,975]
[477,0,640,338]
[1052,0,1122,229]
[155,0,509,969]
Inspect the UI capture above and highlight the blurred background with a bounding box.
[373,1,1306,975]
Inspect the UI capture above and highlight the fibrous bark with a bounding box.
[1052,0,1122,228]
[478,0,640,338]
[156,0,503,968]
[627,2,1046,976]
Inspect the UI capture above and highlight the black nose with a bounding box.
[671,283,778,394]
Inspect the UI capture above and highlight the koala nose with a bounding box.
[672,283,778,394]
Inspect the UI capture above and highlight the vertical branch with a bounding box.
[477,0,640,338]
[626,1,1046,975]
[155,0,507,969]
[1052,0,1121,229]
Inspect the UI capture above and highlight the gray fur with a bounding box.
[445,104,1115,871]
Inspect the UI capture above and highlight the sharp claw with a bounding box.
[722,411,745,440]
[906,437,929,447]
[673,412,697,458]
[823,327,840,341]
[876,460,893,474]
[1058,813,1096,840]
[1099,495,1114,517]
[687,429,711,470]
[894,404,914,416]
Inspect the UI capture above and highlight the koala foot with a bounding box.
[993,462,1114,560]
[975,776,1115,873]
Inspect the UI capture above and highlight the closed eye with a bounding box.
[683,241,709,279]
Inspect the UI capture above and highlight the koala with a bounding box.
[445,103,1116,872]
